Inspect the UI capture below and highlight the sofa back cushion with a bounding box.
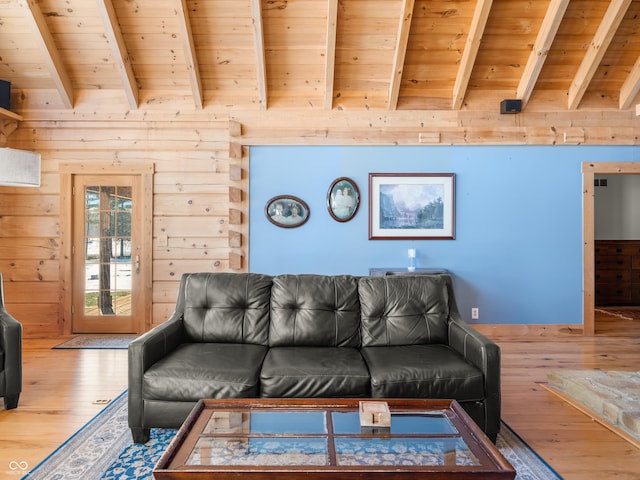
[358,275,449,347]
[182,272,272,345]
[269,274,361,347]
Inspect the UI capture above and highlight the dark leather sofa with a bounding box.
[128,272,500,443]
[0,272,22,410]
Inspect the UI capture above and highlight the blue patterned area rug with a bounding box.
[52,335,138,350]
[23,391,562,479]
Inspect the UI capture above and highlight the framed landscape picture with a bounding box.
[369,173,455,240]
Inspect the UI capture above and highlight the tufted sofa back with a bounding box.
[358,275,450,347]
[269,274,361,347]
[177,272,451,348]
[182,272,272,345]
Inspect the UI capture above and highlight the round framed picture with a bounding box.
[265,195,310,228]
[327,177,360,222]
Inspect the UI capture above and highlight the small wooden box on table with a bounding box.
[153,398,515,480]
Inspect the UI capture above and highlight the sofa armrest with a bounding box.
[448,314,500,375]
[0,307,22,402]
[129,312,186,371]
[448,313,501,439]
[128,312,187,439]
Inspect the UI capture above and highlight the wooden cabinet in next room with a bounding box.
[594,240,640,306]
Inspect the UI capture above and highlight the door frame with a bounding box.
[60,162,154,336]
[582,162,640,336]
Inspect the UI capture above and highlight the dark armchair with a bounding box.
[0,272,22,410]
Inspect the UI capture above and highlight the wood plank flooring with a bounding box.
[0,313,639,479]
[0,339,128,477]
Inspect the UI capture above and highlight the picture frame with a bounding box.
[327,177,360,222]
[264,195,310,228]
[369,173,455,240]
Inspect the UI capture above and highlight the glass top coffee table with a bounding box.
[153,398,515,479]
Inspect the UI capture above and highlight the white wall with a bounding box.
[595,175,640,239]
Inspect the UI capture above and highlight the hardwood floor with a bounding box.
[0,339,128,477]
[499,313,640,479]
[0,312,639,479]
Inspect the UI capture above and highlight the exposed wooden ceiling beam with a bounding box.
[19,0,73,108]
[324,0,338,110]
[567,0,632,110]
[452,0,493,110]
[96,0,138,110]
[388,0,415,110]
[619,55,640,110]
[517,0,569,107]
[251,0,267,110]
[176,0,203,109]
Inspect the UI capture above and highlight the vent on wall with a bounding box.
[594,179,608,187]
[0,148,41,187]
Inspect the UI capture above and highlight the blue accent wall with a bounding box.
[249,145,640,325]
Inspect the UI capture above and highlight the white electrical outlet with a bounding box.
[471,308,479,320]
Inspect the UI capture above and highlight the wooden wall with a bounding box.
[1,95,249,338]
[1,89,640,338]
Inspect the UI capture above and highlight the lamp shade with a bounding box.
[0,147,41,187]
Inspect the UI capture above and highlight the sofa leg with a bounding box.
[131,427,151,444]
[4,394,19,410]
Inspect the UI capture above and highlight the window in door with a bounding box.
[72,175,142,333]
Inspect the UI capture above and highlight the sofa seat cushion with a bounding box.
[260,346,370,398]
[143,343,267,401]
[361,344,484,401]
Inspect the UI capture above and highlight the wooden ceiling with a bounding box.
[1,0,640,113]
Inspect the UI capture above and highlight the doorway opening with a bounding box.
[582,162,640,336]
[60,163,153,335]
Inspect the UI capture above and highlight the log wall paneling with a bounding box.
[0,146,60,335]
[227,122,248,272]
[1,113,243,337]
[3,105,640,338]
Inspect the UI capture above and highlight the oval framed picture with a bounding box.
[264,195,310,228]
[327,177,360,222]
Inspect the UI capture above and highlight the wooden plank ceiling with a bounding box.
[0,0,639,113]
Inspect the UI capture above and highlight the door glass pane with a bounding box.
[117,187,132,210]
[84,184,132,316]
[86,188,99,210]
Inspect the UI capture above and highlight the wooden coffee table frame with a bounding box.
[153,398,515,480]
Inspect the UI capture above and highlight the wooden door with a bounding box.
[71,175,143,333]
